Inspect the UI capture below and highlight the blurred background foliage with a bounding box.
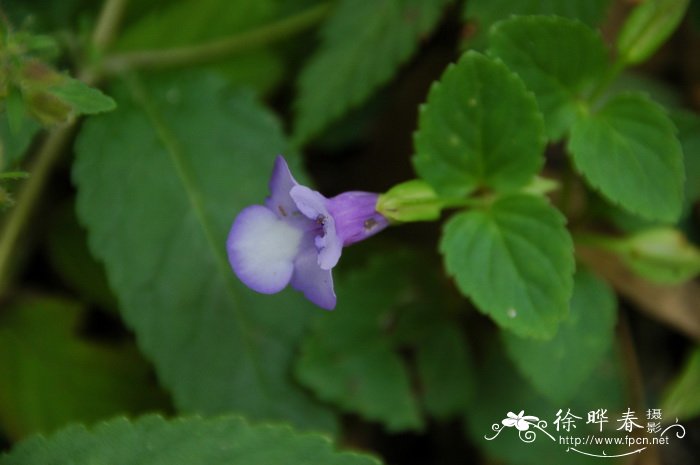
[0,0,699,464]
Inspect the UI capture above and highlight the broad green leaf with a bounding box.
[568,93,685,222]
[488,16,608,140]
[293,0,450,143]
[617,0,690,65]
[502,269,617,404]
[45,202,117,311]
[440,194,574,338]
[0,415,382,465]
[296,252,474,430]
[464,341,627,465]
[463,0,610,50]
[47,78,116,115]
[662,348,700,420]
[413,52,546,198]
[74,72,335,432]
[0,296,167,440]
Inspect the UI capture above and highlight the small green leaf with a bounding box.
[0,415,382,465]
[47,78,116,115]
[0,111,40,171]
[0,296,167,439]
[488,16,608,140]
[440,194,574,338]
[502,269,617,404]
[606,228,700,284]
[413,51,546,198]
[617,0,690,65]
[662,348,700,420]
[568,93,684,222]
[463,0,610,49]
[294,0,450,143]
[672,109,700,210]
[74,72,335,431]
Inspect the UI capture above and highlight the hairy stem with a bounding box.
[100,3,330,76]
[92,0,129,52]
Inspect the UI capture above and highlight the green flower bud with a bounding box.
[376,180,444,223]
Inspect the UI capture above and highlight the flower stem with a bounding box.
[100,3,331,76]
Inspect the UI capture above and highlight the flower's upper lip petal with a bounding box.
[289,185,329,219]
[290,235,336,310]
[265,155,301,220]
[227,205,303,294]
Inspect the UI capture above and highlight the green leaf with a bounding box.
[662,348,700,420]
[464,341,628,465]
[416,324,475,420]
[0,415,382,465]
[413,51,546,198]
[0,112,40,171]
[440,194,574,338]
[294,0,449,143]
[463,0,610,50]
[296,252,474,430]
[0,296,167,440]
[47,78,116,115]
[116,0,290,93]
[502,269,617,404]
[617,0,690,65]
[672,109,700,211]
[73,72,335,432]
[488,16,608,140]
[568,93,685,222]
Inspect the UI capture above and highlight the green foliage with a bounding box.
[463,0,610,49]
[568,93,685,222]
[293,0,450,143]
[617,0,690,65]
[0,415,382,465]
[45,78,116,115]
[0,113,39,170]
[0,296,167,440]
[440,195,574,339]
[297,252,474,431]
[464,342,627,465]
[673,110,700,211]
[115,0,290,93]
[502,269,617,404]
[488,16,608,140]
[413,51,546,197]
[73,72,334,432]
[662,348,700,420]
[45,202,118,311]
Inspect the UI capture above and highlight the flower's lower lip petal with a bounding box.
[227,205,303,294]
[290,239,336,310]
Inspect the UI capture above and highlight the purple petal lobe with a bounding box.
[291,236,336,310]
[227,205,303,294]
[265,155,304,224]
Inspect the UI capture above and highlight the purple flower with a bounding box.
[227,156,388,310]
